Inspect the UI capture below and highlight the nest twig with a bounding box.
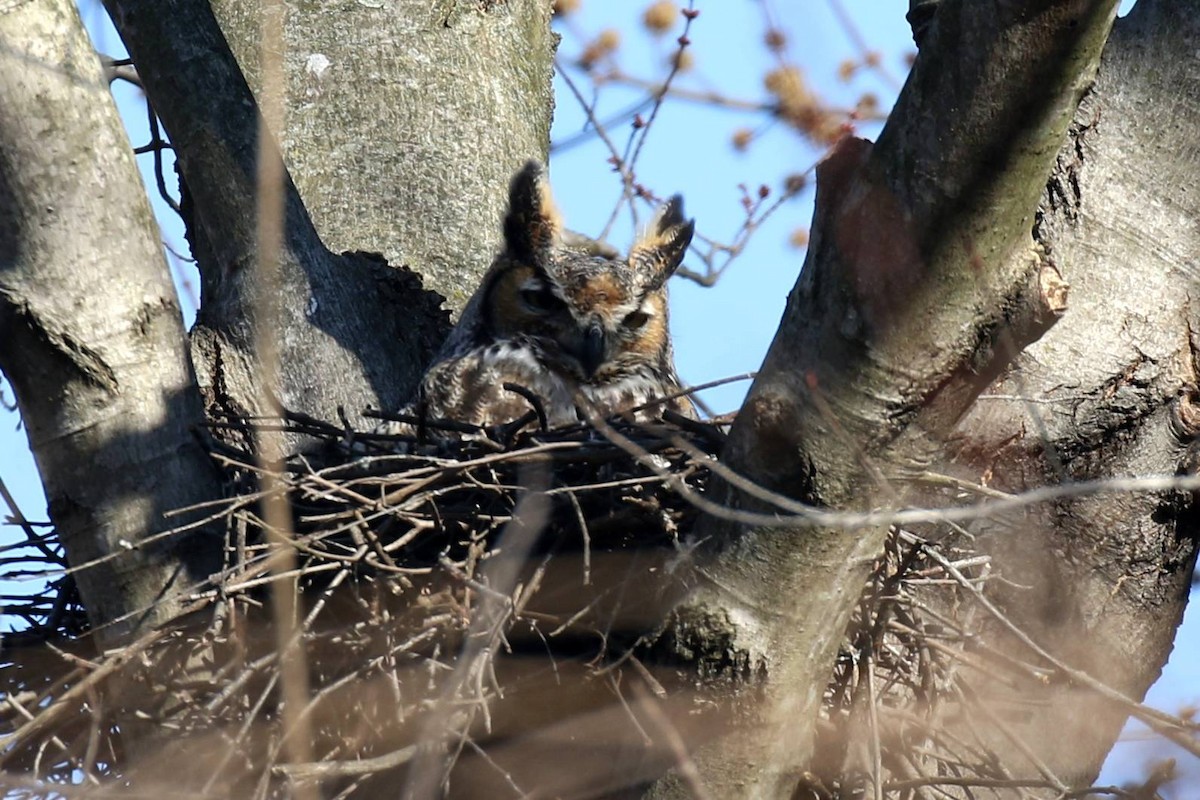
[0,412,719,793]
[0,411,1182,799]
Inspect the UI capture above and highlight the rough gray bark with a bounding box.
[210,0,557,312]
[200,0,555,425]
[943,0,1200,789]
[648,2,1122,798]
[103,0,443,428]
[101,0,555,431]
[0,0,223,643]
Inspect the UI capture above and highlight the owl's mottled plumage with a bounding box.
[399,161,695,436]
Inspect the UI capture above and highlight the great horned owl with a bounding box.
[398,160,695,437]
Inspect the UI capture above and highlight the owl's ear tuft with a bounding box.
[630,195,695,290]
[503,160,563,268]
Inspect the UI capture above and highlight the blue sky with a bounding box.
[1,0,1190,792]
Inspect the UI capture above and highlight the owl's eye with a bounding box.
[520,287,566,314]
[623,310,651,330]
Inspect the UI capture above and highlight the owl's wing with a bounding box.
[419,344,581,431]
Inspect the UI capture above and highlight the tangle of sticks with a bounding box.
[0,409,1189,798]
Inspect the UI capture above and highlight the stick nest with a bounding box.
[0,411,1147,799]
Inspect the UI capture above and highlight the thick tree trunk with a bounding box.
[101,0,555,429]
[210,0,557,312]
[942,0,1200,790]
[647,2,1120,798]
[0,0,224,644]
[0,0,556,641]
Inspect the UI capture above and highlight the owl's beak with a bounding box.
[579,324,606,378]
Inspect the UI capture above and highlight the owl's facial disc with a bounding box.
[510,267,660,380]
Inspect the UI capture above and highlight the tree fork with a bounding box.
[102,0,451,429]
[648,1,1120,798]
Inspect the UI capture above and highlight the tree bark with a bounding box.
[0,0,224,644]
[102,0,445,428]
[100,0,556,430]
[648,2,1120,798]
[943,0,1200,790]
[209,0,557,312]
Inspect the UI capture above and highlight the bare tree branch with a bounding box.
[0,0,224,643]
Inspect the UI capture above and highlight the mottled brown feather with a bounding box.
[380,161,696,440]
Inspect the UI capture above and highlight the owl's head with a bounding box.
[484,161,695,380]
